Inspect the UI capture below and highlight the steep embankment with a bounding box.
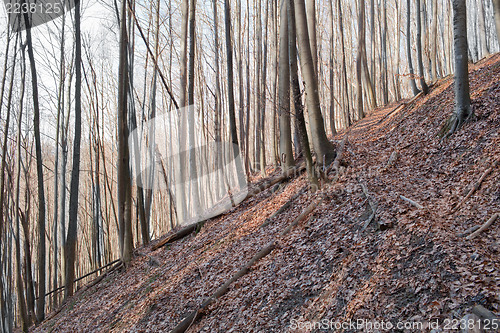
[33,54,500,332]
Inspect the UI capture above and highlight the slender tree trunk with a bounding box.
[356,0,365,120]
[64,0,83,298]
[24,11,47,322]
[431,0,439,81]
[338,0,351,127]
[278,0,295,171]
[416,0,429,94]
[293,0,336,165]
[407,0,421,95]
[381,0,389,104]
[15,40,29,332]
[329,0,336,136]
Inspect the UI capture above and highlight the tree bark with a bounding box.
[293,0,336,165]
[407,0,421,95]
[415,0,429,94]
[24,10,47,322]
[492,0,500,46]
[65,0,83,298]
[117,0,133,264]
[278,0,295,171]
[337,0,351,127]
[289,0,319,190]
[449,0,472,134]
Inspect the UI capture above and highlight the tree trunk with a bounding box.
[117,0,133,264]
[65,0,83,298]
[381,0,389,105]
[477,0,489,58]
[24,11,47,322]
[449,0,472,134]
[329,0,337,136]
[306,0,318,74]
[416,0,429,94]
[288,0,319,190]
[407,0,421,95]
[430,0,439,81]
[293,0,336,165]
[338,0,351,127]
[492,0,500,46]
[278,0,295,171]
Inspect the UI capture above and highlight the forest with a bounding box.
[0,0,499,331]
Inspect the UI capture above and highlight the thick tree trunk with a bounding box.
[278,0,295,171]
[288,0,319,190]
[306,0,318,74]
[477,0,489,58]
[449,0,472,134]
[293,0,336,165]
[117,0,133,264]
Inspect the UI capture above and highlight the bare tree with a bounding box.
[415,0,429,94]
[407,0,421,95]
[23,9,47,322]
[293,0,336,165]
[493,0,500,45]
[65,0,83,297]
[447,0,472,134]
[278,0,294,171]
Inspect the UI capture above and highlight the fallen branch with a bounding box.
[152,222,201,251]
[466,213,499,240]
[153,165,307,251]
[457,225,480,238]
[399,195,425,210]
[452,159,499,213]
[170,199,321,333]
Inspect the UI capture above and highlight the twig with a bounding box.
[399,195,425,210]
[466,213,499,240]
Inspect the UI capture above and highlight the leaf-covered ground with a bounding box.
[33,54,500,333]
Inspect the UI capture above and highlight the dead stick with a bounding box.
[169,200,320,333]
[452,159,499,213]
[466,213,499,240]
[399,195,425,210]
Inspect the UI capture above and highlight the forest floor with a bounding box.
[32,53,500,333]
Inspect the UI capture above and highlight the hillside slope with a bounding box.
[33,54,500,333]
